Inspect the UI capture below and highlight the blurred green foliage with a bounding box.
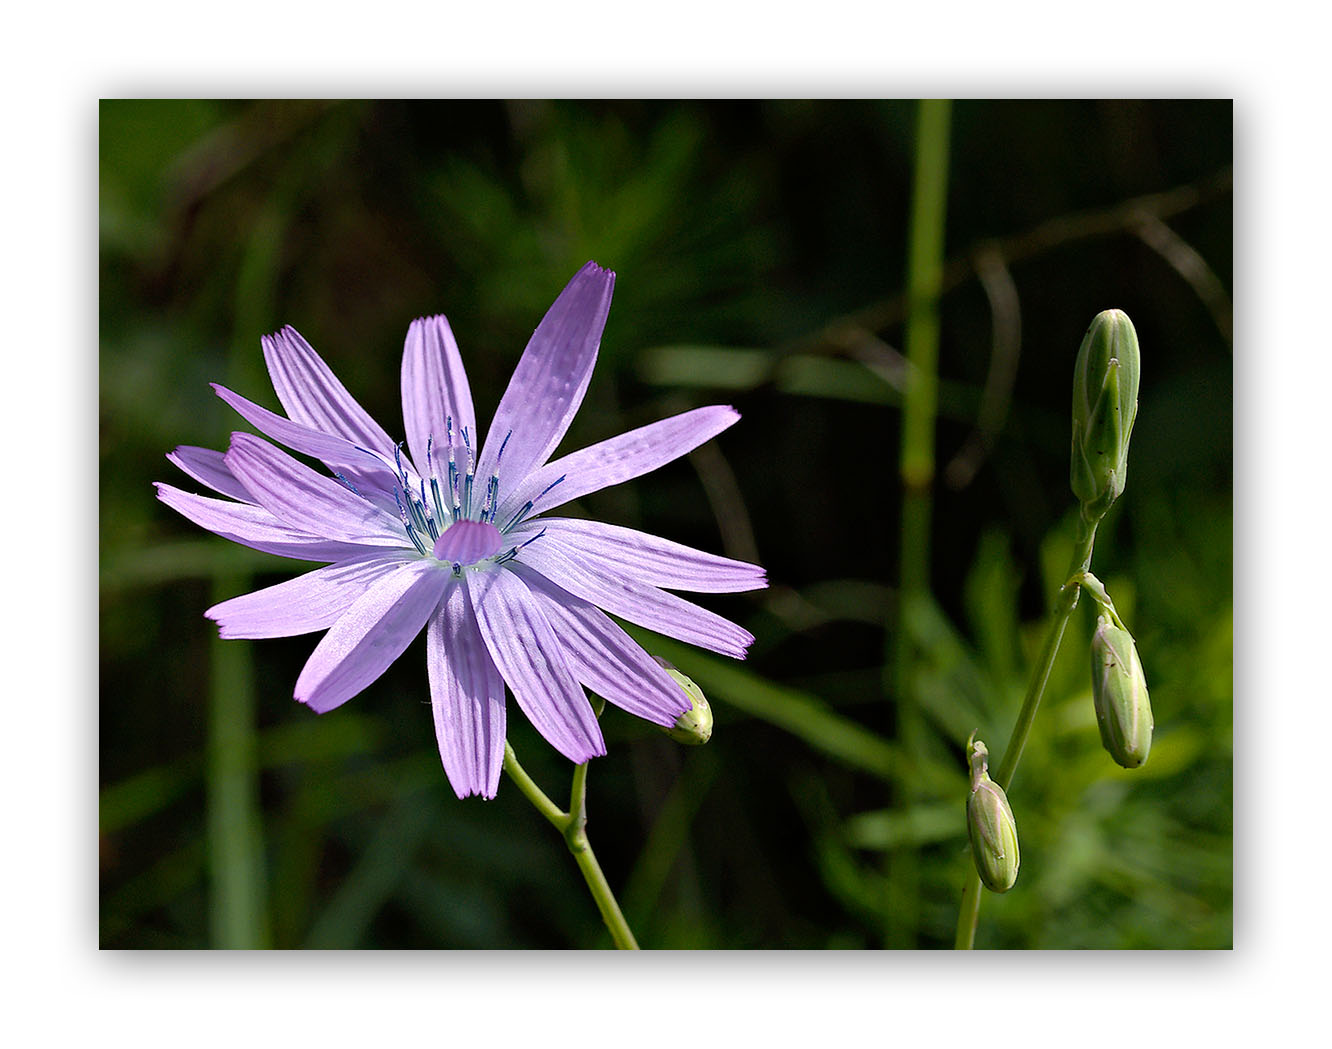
[100,100,1232,948]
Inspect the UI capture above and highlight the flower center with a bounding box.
[373,422,555,564]
[432,520,504,566]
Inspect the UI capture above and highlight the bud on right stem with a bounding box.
[966,738,1020,893]
[1090,614,1154,768]
[1071,309,1140,515]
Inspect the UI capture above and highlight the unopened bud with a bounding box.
[966,738,1020,893]
[1090,615,1153,768]
[1071,309,1140,513]
[652,657,713,745]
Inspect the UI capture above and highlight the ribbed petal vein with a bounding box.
[524,518,767,594]
[508,563,691,725]
[261,325,396,456]
[167,446,255,503]
[428,582,506,800]
[465,567,605,764]
[295,559,450,713]
[515,539,754,659]
[212,383,400,503]
[495,405,739,525]
[224,433,404,546]
[206,553,418,639]
[155,483,371,562]
[475,262,614,487]
[402,315,477,478]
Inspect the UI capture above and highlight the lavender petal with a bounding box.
[475,262,614,489]
[401,315,477,480]
[212,383,399,502]
[155,483,374,562]
[515,539,755,659]
[261,325,396,456]
[508,563,691,725]
[223,433,404,546]
[495,405,739,525]
[295,559,449,713]
[524,518,767,594]
[206,553,418,639]
[167,445,255,503]
[465,567,605,764]
[427,582,506,800]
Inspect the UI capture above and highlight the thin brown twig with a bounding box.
[783,166,1233,359]
[944,244,1022,490]
[1132,210,1233,349]
[687,440,761,566]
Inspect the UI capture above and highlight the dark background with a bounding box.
[100,100,1232,948]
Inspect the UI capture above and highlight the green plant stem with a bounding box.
[899,98,953,491]
[502,743,639,950]
[955,512,1100,948]
[204,195,288,949]
[208,572,269,948]
[887,97,952,947]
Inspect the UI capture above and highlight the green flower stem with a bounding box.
[203,195,288,949]
[502,743,640,950]
[502,741,566,826]
[888,96,953,947]
[1075,571,1127,629]
[208,571,269,948]
[955,513,1099,949]
[899,98,953,490]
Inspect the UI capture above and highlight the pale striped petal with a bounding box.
[402,315,477,480]
[212,383,399,503]
[167,446,254,503]
[475,262,614,489]
[525,518,766,594]
[494,405,739,528]
[224,433,404,546]
[428,582,506,799]
[295,559,450,713]
[155,483,373,562]
[261,325,396,456]
[206,553,418,639]
[515,538,754,659]
[508,563,690,725]
[465,567,604,764]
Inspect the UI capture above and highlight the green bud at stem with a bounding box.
[651,656,713,745]
[966,737,1020,893]
[1071,309,1140,514]
[1090,614,1153,768]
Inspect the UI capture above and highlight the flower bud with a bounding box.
[1071,309,1140,512]
[966,739,1020,893]
[652,657,713,745]
[1090,615,1153,768]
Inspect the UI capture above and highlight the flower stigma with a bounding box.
[432,518,505,572]
[379,426,545,575]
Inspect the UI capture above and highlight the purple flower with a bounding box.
[156,262,766,799]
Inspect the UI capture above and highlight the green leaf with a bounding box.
[844,802,964,851]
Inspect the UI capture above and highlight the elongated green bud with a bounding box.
[1071,309,1140,513]
[966,738,1019,893]
[652,656,713,745]
[1090,614,1153,768]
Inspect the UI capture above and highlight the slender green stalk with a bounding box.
[899,98,953,490]
[502,742,567,827]
[887,97,952,947]
[955,514,1099,948]
[502,743,640,949]
[207,572,269,948]
[204,197,287,949]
